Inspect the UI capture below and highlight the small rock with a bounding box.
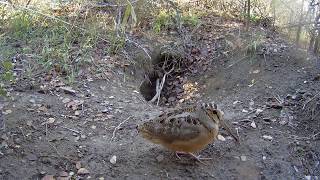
[69,172,74,176]
[80,134,86,139]
[262,135,273,140]
[26,120,33,126]
[240,155,247,161]
[256,108,263,114]
[109,96,115,99]
[217,134,226,141]
[110,155,117,164]
[242,109,248,113]
[98,177,105,180]
[305,176,311,180]
[262,156,266,160]
[47,118,55,124]
[91,125,96,129]
[77,168,90,175]
[156,154,164,162]
[279,120,287,125]
[29,99,36,104]
[250,121,257,128]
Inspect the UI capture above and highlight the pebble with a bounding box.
[77,168,90,175]
[110,155,117,164]
[240,155,247,161]
[262,135,273,140]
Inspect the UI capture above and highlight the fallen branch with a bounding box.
[150,67,174,105]
[111,116,132,141]
[61,126,81,134]
[303,91,320,109]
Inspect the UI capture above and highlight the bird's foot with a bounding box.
[188,153,212,165]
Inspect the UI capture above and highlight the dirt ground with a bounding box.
[1,26,320,179]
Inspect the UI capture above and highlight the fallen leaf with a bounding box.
[77,168,90,175]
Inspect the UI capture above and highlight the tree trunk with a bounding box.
[295,0,305,45]
[246,0,250,31]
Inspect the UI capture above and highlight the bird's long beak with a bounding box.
[219,118,240,144]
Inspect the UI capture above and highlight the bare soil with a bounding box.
[1,28,320,180]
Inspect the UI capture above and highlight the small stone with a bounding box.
[262,135,273,140]
[240,155,247,161]
[305,176,311,180]
[242,109,248,113]
[69,172,74,176]
[3,109,12,115]
[156,154,164,162]
[77,168,90,175]
[29,99,36,104]
[109,96,115,99]
[98,177,105,180]
[80,134,86,139]
[91,125,96,129]
[26,120,33,126]
[250,121,257,128]
[62,98,71,104]
[262,156,266,160]
[217,134,226,141]
[74,111,80,116]
[47,118,55,124]
[110,155,117,164]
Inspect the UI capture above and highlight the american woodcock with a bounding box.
[138,102,239,163]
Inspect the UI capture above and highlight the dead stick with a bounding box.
[111,116,132,141]
[303,91,320,109]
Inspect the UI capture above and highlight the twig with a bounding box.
[303,91,320,109]
[61,126,81,134]
[111,116,132,141]
[226,56,248,69]
[150,67,174,104]
[125,37,151,60]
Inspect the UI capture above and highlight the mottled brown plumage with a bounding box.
[138,102,238,163]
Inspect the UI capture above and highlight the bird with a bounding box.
[137,102,239,163]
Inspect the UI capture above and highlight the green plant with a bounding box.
[0,60,14,96]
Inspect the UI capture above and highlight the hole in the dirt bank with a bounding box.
[139,45,199,107]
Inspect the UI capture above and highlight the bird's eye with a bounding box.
[211,110,217,114]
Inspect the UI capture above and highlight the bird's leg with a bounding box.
[188,153,212,164]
